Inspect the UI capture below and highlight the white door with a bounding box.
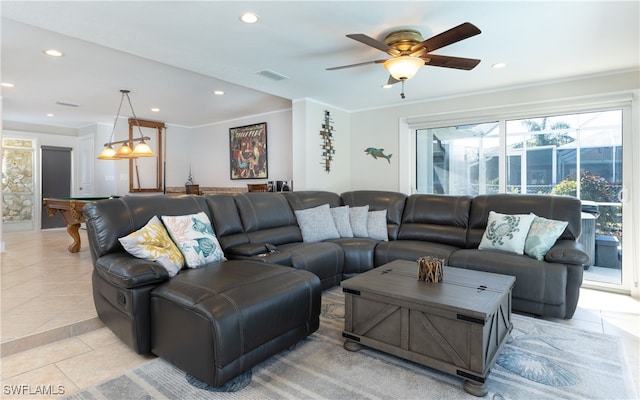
[78,136,94,196]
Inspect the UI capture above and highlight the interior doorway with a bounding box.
[41,146,72,229]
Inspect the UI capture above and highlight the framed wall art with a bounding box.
[229,122,268,179]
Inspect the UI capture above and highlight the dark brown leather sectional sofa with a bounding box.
[83,190,587,387]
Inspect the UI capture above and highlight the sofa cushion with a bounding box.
[525,215,568,260]
[349,205,369,237]
[118,215,184,277]
[374,240,460,267]
[283,191,343,210]
[478,211,535,255]
[330,206,354,238]
[233,192,302,245]
[84,195,212,257]
[294,204,340,243]
[162,212,226,268]
[399,194,471,248]
[449,249,568,314]
[367,210,388,241]
[275,242,344,289]
[327,237,377,277]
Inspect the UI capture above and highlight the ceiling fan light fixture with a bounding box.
[384,56,424,81]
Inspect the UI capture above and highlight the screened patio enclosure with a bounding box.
[416,110,624,286]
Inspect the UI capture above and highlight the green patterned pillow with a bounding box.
[524,215,568,260]
[118,215,184,277]
[479,211,535,255]
[161,212,226,268]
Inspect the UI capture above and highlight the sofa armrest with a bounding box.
[94,252,170,289]
[544,239,589,266]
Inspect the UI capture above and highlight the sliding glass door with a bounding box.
[416,109,626,288]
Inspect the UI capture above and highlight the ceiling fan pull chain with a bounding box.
[401,80,406,99]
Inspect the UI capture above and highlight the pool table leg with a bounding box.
[66,223,81,253]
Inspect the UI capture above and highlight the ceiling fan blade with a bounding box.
[326,59,386,71]
[424,54,481,70]
[387,75,401,85]
[347,34,401,56]
[410,22,481,54]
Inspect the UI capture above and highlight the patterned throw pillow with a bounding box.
[349,205,370,238]
[479,211,536,255]
[367,210,388,241]
[161,212,225,268]
[295,204,340,243]
[525,215,568,260]
[330,205,354,238]
[118,215,184,277]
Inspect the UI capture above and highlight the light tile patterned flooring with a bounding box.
[1,228,639,398]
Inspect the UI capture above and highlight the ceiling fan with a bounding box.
[327,22,481,98]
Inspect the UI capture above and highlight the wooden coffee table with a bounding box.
[341,259,515,396]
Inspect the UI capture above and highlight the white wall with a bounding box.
[184,109,293,188]
[80,122,117,195]
[164,124,194,188]
[349,70,640,193]
[292,99,352,193]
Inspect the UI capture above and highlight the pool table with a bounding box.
[43,196,115,253]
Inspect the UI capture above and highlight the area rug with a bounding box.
[65,288,637,400]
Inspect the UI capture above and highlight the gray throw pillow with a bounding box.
[330,206,354,238]
[367,210,388,241]
[294,204,340,243]
[349,205,369,238]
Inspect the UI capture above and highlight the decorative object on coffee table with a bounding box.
[417,256,444,282]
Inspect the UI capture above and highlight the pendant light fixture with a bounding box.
[98,90,156,160]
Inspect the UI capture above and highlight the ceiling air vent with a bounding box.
[56,100,79,107]
[256,69,289,81]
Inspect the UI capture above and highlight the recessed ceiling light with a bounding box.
[44,49,64,57]
[213,90,225,95]
[47,113,54,117]
[1,82,15,88]
[382,84,393,89]
[240,12,258,24]
[492,62,507,69]
[151,108,160,112]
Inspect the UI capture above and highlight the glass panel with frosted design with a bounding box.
[2,138,35,223]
